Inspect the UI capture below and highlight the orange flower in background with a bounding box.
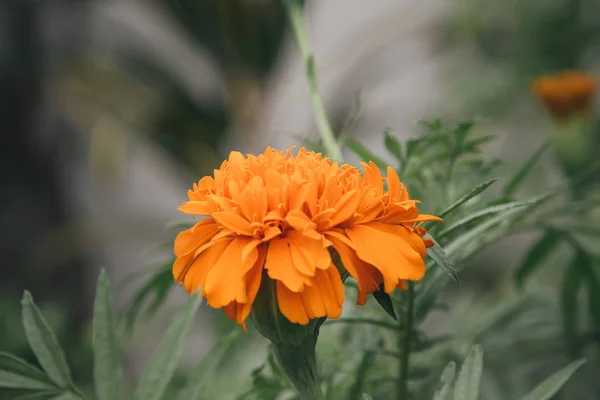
[173,147,440,329]
[532,71,597,121]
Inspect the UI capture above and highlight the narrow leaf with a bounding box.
[384,130,403,162]
[134,294,202,400]
[436,178,499,220]
[345,139,388,168]
[503,141,549,198]
[453,344,484,400]
[425,235,460,284]
[176,331,241,400]
[454,120,475,147]
[0,353,56,390]
[520,359,586,400]
[433,361,456,400]
[349,352,375,400]
[21,292,73,389]
[14,392,64,400]
[439,199,536,239]
[93,270,122,400]
[561,262,583,344]
[49,393,82,400]
[514,230,563,288]
[372,285,397,320]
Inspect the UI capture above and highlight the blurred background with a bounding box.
[1,0,599,398]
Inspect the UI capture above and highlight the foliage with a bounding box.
[1,116,597,399]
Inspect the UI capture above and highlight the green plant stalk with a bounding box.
[272,335,325,400]
[282,0,344,162]
[398,282,415,399]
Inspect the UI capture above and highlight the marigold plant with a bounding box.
[173,147,440,328]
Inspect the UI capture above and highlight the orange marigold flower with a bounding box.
[532,71,597,121]
[173,147,441,329]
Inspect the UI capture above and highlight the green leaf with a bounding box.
[384,130,403,162]
[13,392,64,400]
[436,178,499,220]
[349,352,375,400]
[134,294,202,400]
[121,263,174,331]
[345,139,388,168]
[176,331,241,400]
[520,359,586,400]
[21,292,74,390]
[514,230,563,288]
[561,261,583,344]
[453,345,483,400]
[372,285,397,320]
[503,141,549,198]
[439,199,537,239]
[0,353,56,390]
[433,361,456,400]
[405,137,426,159]
[425,235,460,284]
[48,393,82,400]
[93,270,123,400]
[454,120,475,146]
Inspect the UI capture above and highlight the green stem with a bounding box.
[272,335,325,400]
[398,282,415,400]
[282,0,343,163]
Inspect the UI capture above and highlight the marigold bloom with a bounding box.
[532,71,597,121]
[173,147,440,329]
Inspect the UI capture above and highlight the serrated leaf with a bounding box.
[21,292,74,390]
[439,199,537,239]
[372,285,397,320]
[0,353,56,390]
[453,345,483,400]
[436,178,499,220]
[384,130,403,162]
[405,137,426,159]
[93,270,122,400]
[425,235,459,284]
[434,361,456,400]
[520,359,586,400]
[503,141,549,198]
[463,135,496,151]
[176,331,241,400]
[514,230,563,288]
[345,139,388,168]
[134,294,202,400]
[444,191,553,260]
[454,120,475,146]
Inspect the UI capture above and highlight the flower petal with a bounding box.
[276,266,343,324]
[204,237,259,307]
[327,234,381,304]
[182,238,232,293]
[345,222,425,292]
[265,237,311,292]
[276,281,310,324]
[212,211,254,236]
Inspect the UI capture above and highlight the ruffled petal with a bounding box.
[265,237,312,292]
[204,237,259,307]
[345,222,425,293]
[181,238,231,293]
[276,266,344,324]
[327,233,381,305]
